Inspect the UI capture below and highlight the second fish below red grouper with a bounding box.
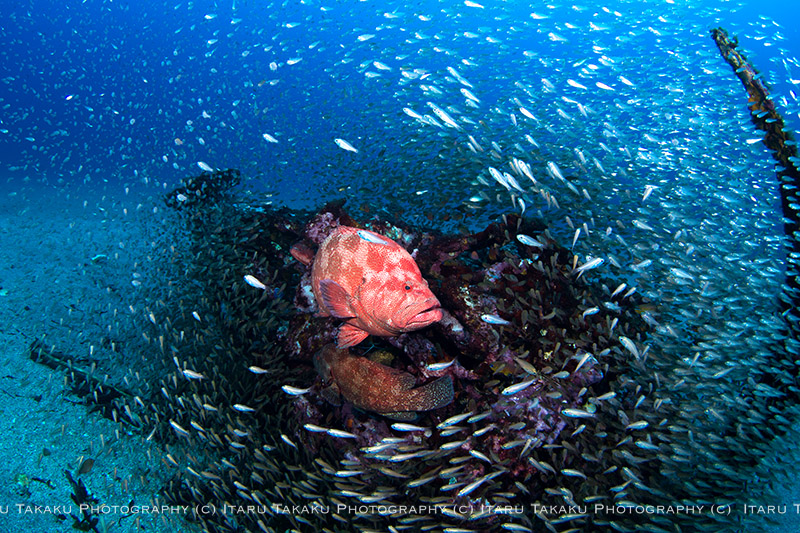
[291,225,443,348]
[314,344,454,420]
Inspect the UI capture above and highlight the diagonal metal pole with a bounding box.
[711,26,800,375]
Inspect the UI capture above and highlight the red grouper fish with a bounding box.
[314,344,453,420]
[291,225,443,348]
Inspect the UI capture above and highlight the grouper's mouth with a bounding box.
[403,299,443,330]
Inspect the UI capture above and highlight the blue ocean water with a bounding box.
[2,0,800,531]
[2,0,797,207]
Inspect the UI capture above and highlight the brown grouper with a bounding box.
[314,344,453,420]
[291,225,443,348]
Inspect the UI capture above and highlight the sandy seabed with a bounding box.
[0,182,199,533]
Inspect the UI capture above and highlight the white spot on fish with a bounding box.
[197,161,213,172]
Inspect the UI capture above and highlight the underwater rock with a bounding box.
[280,203,623,516]
[148,190,664,532]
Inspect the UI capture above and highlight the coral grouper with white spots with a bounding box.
[291,225,443,348]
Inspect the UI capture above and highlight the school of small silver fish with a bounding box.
[8,0,800,532]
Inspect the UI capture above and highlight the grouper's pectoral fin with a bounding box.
[320,383,343,406]
[336,323,369,348]
[319,279,356,319]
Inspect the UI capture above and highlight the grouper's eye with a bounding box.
[404,284,411,291]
